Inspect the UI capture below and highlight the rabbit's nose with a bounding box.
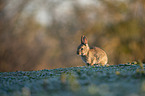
[77,51,79,55]
[77,50,81,55]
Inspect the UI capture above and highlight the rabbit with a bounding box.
[77,35,108,66]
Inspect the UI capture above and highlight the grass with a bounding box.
[0,62,145,96]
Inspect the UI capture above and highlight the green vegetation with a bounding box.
[1,62,145,96]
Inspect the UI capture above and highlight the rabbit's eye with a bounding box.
[81,48,83,50]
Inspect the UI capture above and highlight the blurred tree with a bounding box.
[0,0,145,71]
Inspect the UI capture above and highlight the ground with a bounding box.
[0,62,145,96]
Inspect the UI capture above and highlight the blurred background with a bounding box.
[0,0,145,72]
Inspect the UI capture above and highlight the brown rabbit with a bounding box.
[77,35,108,66]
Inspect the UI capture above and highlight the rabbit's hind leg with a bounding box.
[90,57,97,66]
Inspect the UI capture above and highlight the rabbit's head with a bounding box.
[77,35,90,56]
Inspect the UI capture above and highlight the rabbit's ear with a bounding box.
[81,35,88,44]
[81,36,84,44]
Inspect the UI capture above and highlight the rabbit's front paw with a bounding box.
[86,63,91,66]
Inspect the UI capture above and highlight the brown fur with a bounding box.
[77,36,108,66]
